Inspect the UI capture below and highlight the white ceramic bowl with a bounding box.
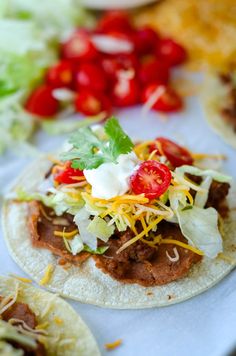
[81,0,156,9]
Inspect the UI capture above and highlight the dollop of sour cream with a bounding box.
[84,152,139,199]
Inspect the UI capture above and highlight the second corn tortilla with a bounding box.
[202,74,236,149]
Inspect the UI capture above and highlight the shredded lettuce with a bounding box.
[16,188,84,216]
[74,208,98,250]
[0,19,54,153]
[176,206,223,258]
[194,176,212,208]
[175,165,231,183]
[4,0,94,40]
[83,245,108,255]
[42,116,103,135]
[87,216,115,242]
[68,234,84,256]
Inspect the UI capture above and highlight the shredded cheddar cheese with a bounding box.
[117,216,164,253]
[54,317,64,325]
[218,253,236,264]
[105,339,122,350]
[160,239,204,256]
[39,264,54,286]
[54,229,78,239]
[9,274,32,284]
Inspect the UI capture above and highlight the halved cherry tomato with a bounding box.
[75,89,112,117]
[75,63,108,92]
[132,26,159,55]
[141,83,183,112]
[139,59,169,85]
[111,73,139,107]
[130,160,171,199]
[61,31,99,61]
[54,161,84,184]
[150,137,193,167]
[97,11,133,34]
[46,61,74,88]
[25,85,59,118]
[101,53,138,84]
[157,39,187,66]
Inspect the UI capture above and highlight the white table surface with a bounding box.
[0,90,236,356]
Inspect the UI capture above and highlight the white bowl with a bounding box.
[81,0,156,9]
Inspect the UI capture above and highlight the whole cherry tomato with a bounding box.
[25,85,59,118]
[130,160,171,199]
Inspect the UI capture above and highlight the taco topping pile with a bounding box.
[0,287,46,355]
[17,118,231,286]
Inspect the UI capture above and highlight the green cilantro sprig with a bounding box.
[61,117,134,170]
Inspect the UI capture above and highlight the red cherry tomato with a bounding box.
[61,31,99,61]
[46,61,74,88]
[54,161,84,184]
[75,63,108,92]
[25,85,59,118]
[75,90,112,117]
[150,137,193,167]
[132,26,159,55]
[111,73,139,107]
[130,160,171,199]
[141,83,183,112]
[101,53,138,81]
[157,39,187,66]
[97,11,133,34]
[139,59,169,85]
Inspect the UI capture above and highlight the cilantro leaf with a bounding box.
[61,117,134,170]
[104,117,133,158]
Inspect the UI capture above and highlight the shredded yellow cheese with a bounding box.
[9,275,32,284]
[218,253,236,264]
[54,317,64,325]
[117,216,164,253]
[54,229,78,239]
[39,264,54,286]
[192,153,226,160]
[160,239,204,256]
[36,322,49,330]
[105,339,122,350]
